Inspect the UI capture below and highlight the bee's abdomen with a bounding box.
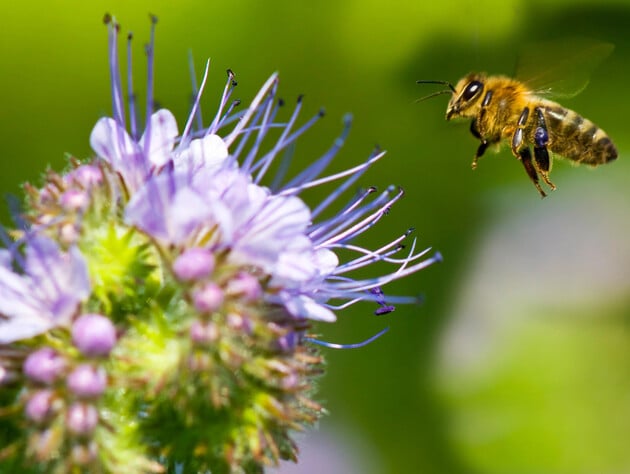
[541,105,617,165]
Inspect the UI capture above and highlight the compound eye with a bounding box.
[462,80,483,101]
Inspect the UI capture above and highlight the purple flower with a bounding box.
[0,237,90,343]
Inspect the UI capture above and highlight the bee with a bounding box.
[418,45,618,197]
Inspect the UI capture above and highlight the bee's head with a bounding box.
[446,73,486,120]
[417,73,486,120]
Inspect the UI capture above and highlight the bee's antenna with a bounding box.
[416,79,456,93]
[415,89,453,103]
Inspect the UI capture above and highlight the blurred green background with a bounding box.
[2,1,630,473]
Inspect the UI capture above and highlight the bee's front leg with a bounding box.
[470,91,495,170]
[470,119,488,170]
[532,107,556,191]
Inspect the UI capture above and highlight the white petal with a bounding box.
[283,294,337,322]
[89,117,139,168]
[315,249,339,275]
[175,134,229,171]
[140,109,179,167]
[0,317,55,344]
[169,187,214,244]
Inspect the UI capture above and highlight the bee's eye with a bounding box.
[462,81,483,101]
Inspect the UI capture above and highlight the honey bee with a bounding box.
[418,47,618,197]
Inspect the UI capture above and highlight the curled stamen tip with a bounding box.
[342,113,352,125]
[103,13,112,24]
[226,69,235,79]
[318,107,326,117]
[405,227,416,236]
[127,32,133,40]
[149,13,158,24]
[297,94,304,103]
[233,99,241,107]
[432,251,444,263]
[278,98,285,107]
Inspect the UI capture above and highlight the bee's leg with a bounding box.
[470,92,494,170]
[518,147,547,198]
[532,108,557,190]
[470,119,488,170]
[510,107,530,157]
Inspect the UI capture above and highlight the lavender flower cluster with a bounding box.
[0,15,440,473]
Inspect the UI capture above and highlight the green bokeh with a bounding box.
[2,1,629,472]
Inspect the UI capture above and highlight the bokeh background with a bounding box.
[2,1,630,473]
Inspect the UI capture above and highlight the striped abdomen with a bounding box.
[541,104,617,165]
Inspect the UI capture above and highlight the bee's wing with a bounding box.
[515,38,614,99]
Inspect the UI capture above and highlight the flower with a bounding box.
[0,14,440,474]
[0,236,90,343]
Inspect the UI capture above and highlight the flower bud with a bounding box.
[23,348,66,385]
[25,389,56,424]
[72,314,117,357]
[67,364,107,399]
[192,282,224,313]
[66,402,99,436]
[172,248,215,281]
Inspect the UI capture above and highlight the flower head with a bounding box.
[0,14,440,473]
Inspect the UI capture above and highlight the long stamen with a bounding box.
[304,327,389,349]
[240,91,280,171]
[188,51,204,132]
[208,69,238,135]
[314,186,404,247]
[328,252,443,293]
[254,96,304,184]
[142,14,158,158]
[180,59,211,147]
[310,148,382,219]
[105,15,125,128]
[127,32,138,140]
[224,73,278,147]
[282,114,351,191]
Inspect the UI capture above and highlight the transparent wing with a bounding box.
[515,37,614,98]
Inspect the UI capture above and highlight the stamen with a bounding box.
[180,59,211,147]
[314,186,404,247]
[280,150,386,196]
[126,32,138,140]
[208,69,238,135]
[308,187,384,241]
[269,141,295,191]
[224,73,279,147]
[304,327,389,349]
[282,114,350,191]
[254,95,304,184]
[213,99,242,132]
[105,15,125,128]
[329,251,443,293]
[370,287,395,315]
[240,91,280,171]
[142,14,158,158]
[310,147,382,219]
[188,51,204,132]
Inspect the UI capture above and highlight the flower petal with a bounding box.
[283,294,337,322]
[140,109,179,168]
[175,134,229,172]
